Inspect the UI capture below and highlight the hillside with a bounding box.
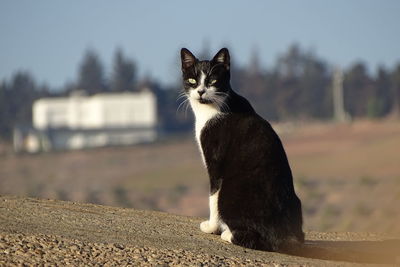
[1,120,400,235]
[0,196,399,266]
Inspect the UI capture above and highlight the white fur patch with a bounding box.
[188,71,221,166]
[200,220,218,234]
[221,228,233,243]
[209,190,220,226]
[200,190,233,243]
[200,190,220,234]
[190,100,220,143]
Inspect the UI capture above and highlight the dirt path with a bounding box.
[0,196,398,266]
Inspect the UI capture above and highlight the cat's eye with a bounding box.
[210,79,217,85]
[187,78,197,85]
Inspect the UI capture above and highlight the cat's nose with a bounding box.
[198,89,206,97]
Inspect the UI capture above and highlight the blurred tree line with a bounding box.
[232,44,400,121]
[1,44,400,141]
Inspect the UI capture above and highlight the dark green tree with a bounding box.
[111,48,136,92]
[390,64,400,117]
[0,72,39,139]
[298,52,332,119]
[0,82,8,139]
[343,63,373,118]
[368,66,392,117]
[237,48,274,120]
[77,49,107,94]
[275,44,306,119]
[274,44,331,120]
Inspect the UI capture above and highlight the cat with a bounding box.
[180,47,304,252]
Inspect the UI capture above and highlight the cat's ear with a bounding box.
[212,48,230,69]
[181,48,197,70]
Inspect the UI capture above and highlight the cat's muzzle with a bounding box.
[199,97,213,104]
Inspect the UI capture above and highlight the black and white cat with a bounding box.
[180,48,304,251]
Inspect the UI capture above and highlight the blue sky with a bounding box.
[1,0,399,89]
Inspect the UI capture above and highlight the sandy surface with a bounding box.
[0,196,399,266]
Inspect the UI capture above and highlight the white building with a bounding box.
[14,90,158,152]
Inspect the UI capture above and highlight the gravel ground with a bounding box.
[0,233,268,266]
[0,196,399,266]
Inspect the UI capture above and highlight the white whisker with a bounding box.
[214,91,229,98]
[176,91,187,101]
[176,94,187,102]
[210,94,229,113]
[176,98,190,114]
[184,100,191,116]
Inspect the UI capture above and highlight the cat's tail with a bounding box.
[230,229,340,259]
[231,230,269,250]
[278,240,400,264]
[233,233,400,264]
[231,229,304,252]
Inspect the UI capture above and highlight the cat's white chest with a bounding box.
[189,99,220,164]
[190,99,220,142]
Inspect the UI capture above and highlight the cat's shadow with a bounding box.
[286,239,400,264]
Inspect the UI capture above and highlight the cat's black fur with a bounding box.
[180,48,304,251]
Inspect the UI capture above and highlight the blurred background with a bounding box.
[1,1,400,236]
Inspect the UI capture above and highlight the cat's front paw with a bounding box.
[221,229,233,243]
[200,220,219,234]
